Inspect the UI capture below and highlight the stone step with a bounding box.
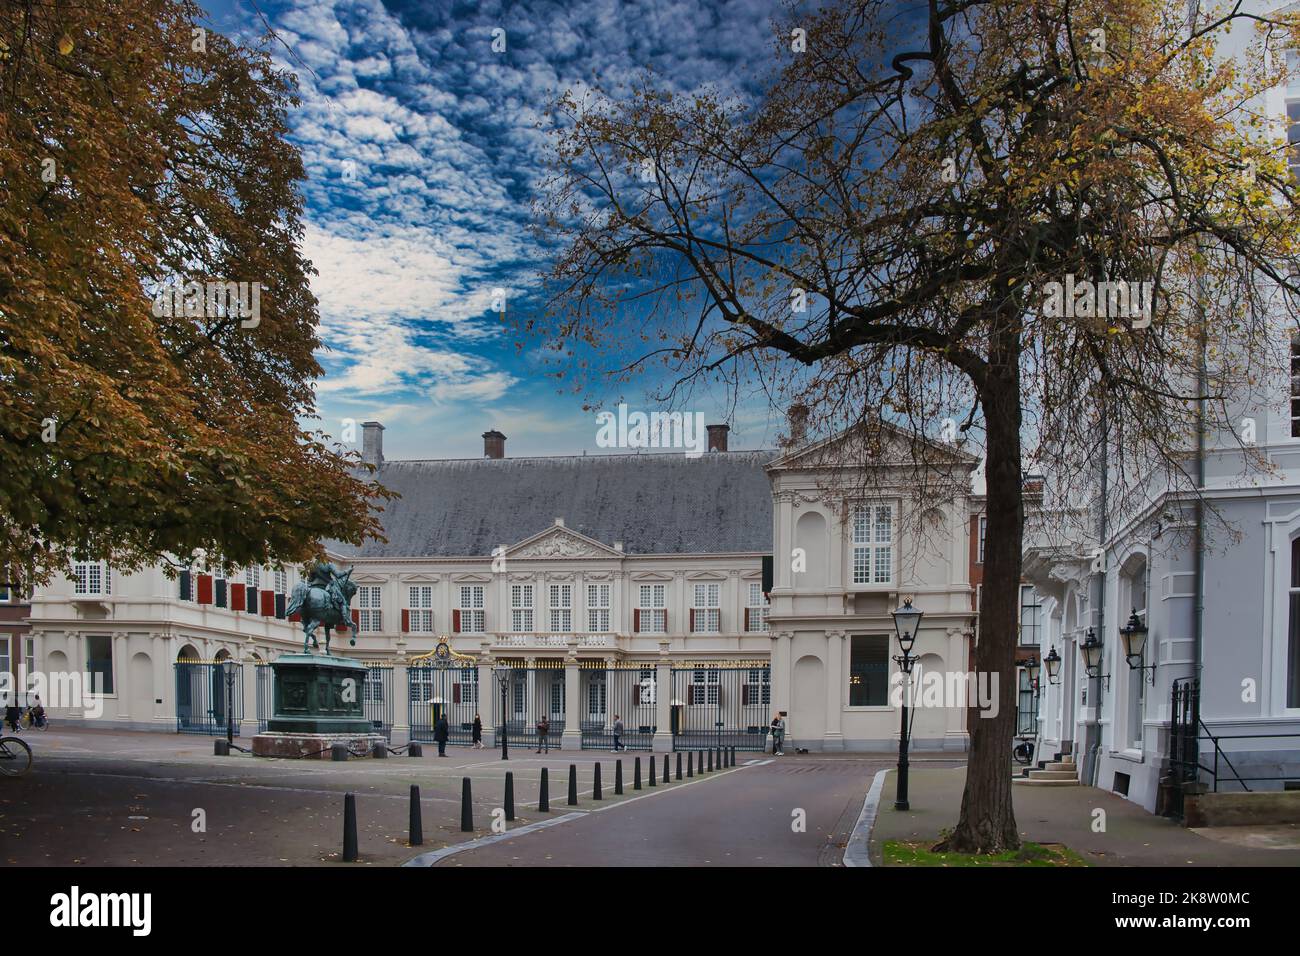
[1044,761,1076,772]
[1028,769,1078,781]
[1014,777,1080,787]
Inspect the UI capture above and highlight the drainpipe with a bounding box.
[1088,401,1109,788]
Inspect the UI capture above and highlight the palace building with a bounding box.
[15,419,979,753]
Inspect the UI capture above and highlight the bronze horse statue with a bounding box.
[286,563,357,654]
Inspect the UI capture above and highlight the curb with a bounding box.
[843,768,889,867]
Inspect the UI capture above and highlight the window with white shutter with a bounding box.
[587,583,611,632]
[549,584,572,632]
[458,585,485,633]
[357,585,382,632]
[408,585,434,633]
[852,503,895,585]
[511,584,534,632]
[637,584,666,633]
[691,583,720,633]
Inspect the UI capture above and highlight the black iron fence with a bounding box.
[361,663,394,740]
[580,663,655,750]
[670,664,771,751]
[175,660,244,735]
[492,662,565,751]
[408,664,480,745]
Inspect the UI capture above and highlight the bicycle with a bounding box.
[1012,735,1036,766]
[19,710,48,731]
[0,736,32,776]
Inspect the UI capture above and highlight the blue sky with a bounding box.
[201,0,800,460]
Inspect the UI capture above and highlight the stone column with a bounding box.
[114,633,131,721]
[390,653,410,746]
[478,659,498,747]
[823,630,845,750]
[241,650,259,738]
[562,648,581,750]
[772,631,792,717]
[653,641,673,752]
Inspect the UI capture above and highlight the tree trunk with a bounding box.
[944,341,1024,854]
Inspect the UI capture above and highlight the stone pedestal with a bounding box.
[265,652,374,734]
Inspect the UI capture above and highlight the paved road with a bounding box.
[3,727,956,867]
[432,755,965,867]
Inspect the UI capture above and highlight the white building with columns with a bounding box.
[19,421,978,752]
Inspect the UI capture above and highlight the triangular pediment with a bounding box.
[507,524,621,559]
[767,419,978,473]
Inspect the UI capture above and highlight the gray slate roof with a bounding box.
[330,450,776,559]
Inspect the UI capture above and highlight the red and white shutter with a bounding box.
[401,609,410,633]
[452,609,461,633]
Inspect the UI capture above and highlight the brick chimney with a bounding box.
[787,403,810,446]
[483,430,507,459]
[361,421,384,467]
[706,423,730,453]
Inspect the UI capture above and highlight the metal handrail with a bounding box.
[1192,721,1300,793]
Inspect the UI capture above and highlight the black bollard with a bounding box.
[214,739,229,756]
[409,785,423,846]
[460,777,473,832]
[663,754,670,782]
[539,767,550,812]
[698,750,705,772]
[342,792,358,862]
[676,752,683,780]
[648,753,657,787]
[331,743,349,762]
[716,747,722,770]
[567,764,578,806]
[634,756,642,790]
[707,749,714,772]
[408,742,423,757]
[730,746,737,767]
[687,751,694,777]
[505,771,516,821]
[615,759,624,795]
[593,762,603,800]
[372,743,387,758]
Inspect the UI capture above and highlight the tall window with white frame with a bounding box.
[636,584,667,634]
[408,585,434,634]
[1288,538,1300,708]
[457,585,485,634]
[73,560,110,596]
[357,585,382,633]
[587,583,611,633]
[691,582,720,633]
[549,583,572,633]
[0,636,9,706]
[977,515,987,564]
[746,582,769,632]
[1019,585,1041,646]
[1126,559,1148,748]
[851,503,894,585]
[511,584,534,633]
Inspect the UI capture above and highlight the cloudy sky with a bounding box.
[202,0,801,460]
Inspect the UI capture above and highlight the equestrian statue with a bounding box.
[285,561,357,654]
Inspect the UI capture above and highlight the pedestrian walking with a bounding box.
[435,713,450,757]
[612,714,625,752]
[472,713,483,750]
[536,714,550,754]
[770,713,786,756]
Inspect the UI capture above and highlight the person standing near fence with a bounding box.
[536,714,550,754]
[472,713,483,750]
[612,714,624,752]
[770,713,785,756]
[435,713,450,757]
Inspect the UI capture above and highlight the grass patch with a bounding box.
[883,840,1088,867]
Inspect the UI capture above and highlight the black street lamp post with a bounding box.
[497,670,510,760]
[222,658,237,746]
[1119,609,1155,684]
[891,597,923,812]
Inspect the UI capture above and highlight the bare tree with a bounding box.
[532,0,1300,852]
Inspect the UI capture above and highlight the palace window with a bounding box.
[587,672,607,719]
[977,515,987,564]
[1288,538,1300,708]
[745,667,771,705]
[86,635,114,695]
[511,584,534,633]
[1019,585,1042,646]
[273,569,288,595]
[849,635,889,706]
[549,584,572,633]
[690,666,720,705]
[457,585,485,634]
[244,566,261,590]
[73,560,111,596]
[357,585,382,632]
[460,668,479,707]
[746,582,769,632]
[587,583,611,633]
[636,584,667,634]
[408,585,434,634]
[691,583,721,633]
[851,503,895,585]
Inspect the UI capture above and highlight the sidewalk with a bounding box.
[869,768,1300,866]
